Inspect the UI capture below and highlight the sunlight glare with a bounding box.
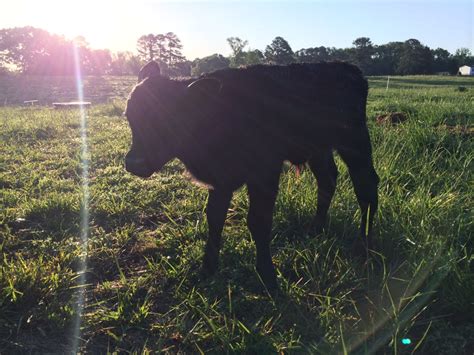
[70,42,90,354]
[7,0,129,47]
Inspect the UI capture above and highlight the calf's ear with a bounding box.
[138,61,161,82]
[187,78,222,96]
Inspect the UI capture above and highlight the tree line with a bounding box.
[1,26,472,77]
[195,36,473,76]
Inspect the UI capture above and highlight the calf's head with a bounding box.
[125,62,182,178]
[125,62,223,178]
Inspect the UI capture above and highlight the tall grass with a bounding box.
[0,76,473,353]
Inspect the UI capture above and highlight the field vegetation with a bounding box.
[0,75,473,353]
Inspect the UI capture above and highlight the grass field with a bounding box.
[1,75,473,354]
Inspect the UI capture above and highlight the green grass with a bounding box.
[1,75,473,354]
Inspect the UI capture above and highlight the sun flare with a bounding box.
[12,0,131,47]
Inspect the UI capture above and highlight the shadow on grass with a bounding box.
[6,197,80,245]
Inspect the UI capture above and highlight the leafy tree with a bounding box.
[431,48,456,74]
[295,46,329,63]
[137,34,162,62]
[126,55,144,75]
[454,48,473,67]
[137,32,187,76]
[83,49,112,75]
[264,36,294,64]
[351,37,375,74]
[110,51,143,75]
[245,49,265,65]
[227,38,265,67]
[326,47,351,62]
[163,33,185,65]
[396,39,433,75]
[162,32,186,76]
[191,54,230,76]
[227,37,248,67]
[172,60,192,77]
[73,35,89,48]
[0,27,115,75]
[371,42,404,75]
[0,27,63,73]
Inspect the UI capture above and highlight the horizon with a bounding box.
[1,0,473,60]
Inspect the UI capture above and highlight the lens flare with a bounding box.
[70,42,90,353]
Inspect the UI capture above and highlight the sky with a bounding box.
[1,0,472,60]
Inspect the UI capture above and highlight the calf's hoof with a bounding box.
[352,241,368,260]
[352,235,374,260]
[308,216,326,236]
[256,265,279,293]
[201,258,218,278]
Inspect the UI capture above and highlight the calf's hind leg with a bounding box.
[308,149,338,234]
[338,131,379,251]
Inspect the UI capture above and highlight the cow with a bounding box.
[124,61,379,291]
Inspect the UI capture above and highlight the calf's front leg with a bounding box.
[247,178,280,291]
[202,189,233,276]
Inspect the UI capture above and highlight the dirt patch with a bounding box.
[376,112,408,125]
[438,124,474,136]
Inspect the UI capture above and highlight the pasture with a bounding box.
[0,75,473,353]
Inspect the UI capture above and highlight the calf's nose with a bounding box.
[125,156,145,171]
[125,149,154,178]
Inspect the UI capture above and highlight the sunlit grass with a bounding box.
[0,75,473,353]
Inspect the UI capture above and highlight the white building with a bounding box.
[458,65,473,76]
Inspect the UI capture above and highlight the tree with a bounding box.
[84,49,112,75]
[137,34,162,62]
[0,27,97,75]
[351,37,375,74]
[227,37,248,67]
[164,32,184,64]
[431,48,456,74]
[227,38,265,67]
[264,36,294,64]
[125,53,144,75]
[73,35,89,48]
[295,46,329,63]
[396,39,433,75]
[172,60,192,77]
[110,51,143,75]
[371,42,404,75]
[162,32,186,76]
[0,27,60,73]
[137,32,187,76]
[326,47,351,62]
[245,49,265,65]
[454,48,473,67]
[191,54,230,76]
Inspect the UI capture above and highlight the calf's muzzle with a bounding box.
[125,151,154,178]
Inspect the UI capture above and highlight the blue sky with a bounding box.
[1,0,472,59]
